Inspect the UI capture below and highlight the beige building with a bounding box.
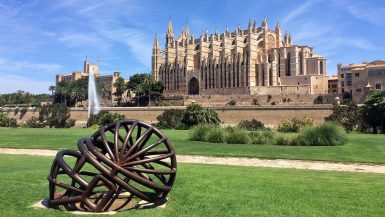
[56,58,127,106]
[328,76,338,94]
[152,19,328,97]
[337,60,385,103]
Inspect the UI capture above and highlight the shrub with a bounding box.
[39,104,72,128]
[156,109,185,129]
[20,107,28,119]
[362,90,385,134]
[202,108,221,125]
[249,130,274,144]
[182,104,205,126]
[182,104,221,127]
[325,104,363,132]
[314,95,323,104]
[87,110,109,127]
[228,99,236,106]
[275,135,296,146]
[206,127,225,143]
[277,117,314,133]
[252,99,260,105]
[14,107,19,115]
[238,119,265,131]
[267,94,272,102]
[297,122,347,146]
[189,124,212,141]
[98,112,126,126]
[0,113,18,127]
[65,119,76,128]
[23,117,45,128]
[271,101,276,105]
[225,127,250,144]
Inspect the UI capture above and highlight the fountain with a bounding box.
[88,66,101,118]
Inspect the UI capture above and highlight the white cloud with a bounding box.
[282,0,321,26]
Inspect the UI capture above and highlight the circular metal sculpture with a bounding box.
[47,120,177,212]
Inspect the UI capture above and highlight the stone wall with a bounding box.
[1,105,333,127]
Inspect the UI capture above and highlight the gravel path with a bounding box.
[1,148,385,174]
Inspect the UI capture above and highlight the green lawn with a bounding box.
[1,154,384,217]
[1,128,385,164]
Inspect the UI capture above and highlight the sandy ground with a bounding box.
[1,148,385,174]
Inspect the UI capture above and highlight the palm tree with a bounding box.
[134,84,144,107]
[49,85,56,96]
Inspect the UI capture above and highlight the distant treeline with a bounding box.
[0,90,50,107]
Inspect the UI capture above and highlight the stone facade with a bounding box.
[337,60,385,103]
[1,105,333,127]
[328,76,338,94]
[152,19,328,97]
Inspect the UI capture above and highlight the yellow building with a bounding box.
[55,58,127,107]
[328,76,338,94]
[152,19,328,97]
[337,60,385,103]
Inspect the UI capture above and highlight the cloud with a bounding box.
[282,0,321,26]
[342,1,385,27]
[0,73,52,94]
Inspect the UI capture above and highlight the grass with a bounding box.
[1,128,385,164]
[1,154,385,216]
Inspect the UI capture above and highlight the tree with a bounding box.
[126,73,164,107]
[362,90,385,133]
[325,103,364,132]
[49,85,56,96]
[113,77,126,106]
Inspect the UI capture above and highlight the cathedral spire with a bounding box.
[153,33,159,50]
[253,20,257,32]
[167,19,174,37]
[275,22,281,33]
[248,19,252,30]
[262,17,268,29]
[185,23,189,36]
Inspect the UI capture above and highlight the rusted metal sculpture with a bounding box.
[47,120,177,212]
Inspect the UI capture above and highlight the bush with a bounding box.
[0,113,18,127]
[182,104,221,127]
[20,107,28,119]
[14,107,19,115]
[325,104,363,132]
[297,122,347,146]
[362,90,385,134]
[189,124,212,141]
[98,112,126,126]
[228,99,236,106]
[238,119,265,131]
[275,135,296,146]
[87,110,109,127]
[65,119,76,128]
[249,130,274,144]
[23,117,45,128]
[206,127,225,143]
[39,104,73,128]
[314,95,323,104]
[225,127,250,144]
[156,109,185,129]
[277,117,314,133]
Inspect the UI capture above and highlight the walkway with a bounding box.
[1,148,385,174]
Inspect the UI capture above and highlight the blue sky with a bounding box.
[0,0,384,94]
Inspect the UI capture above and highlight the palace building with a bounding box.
[152,19,328,97]
[56,58,127,107]
[338,60,385,103]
